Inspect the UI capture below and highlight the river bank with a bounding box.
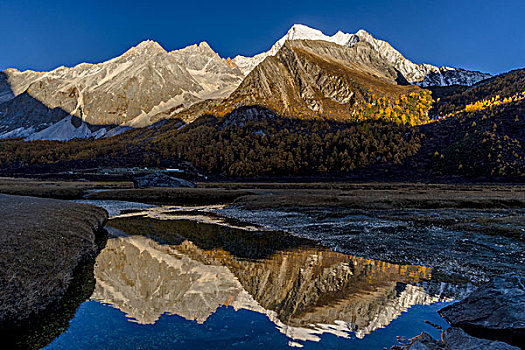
[0,194,108,348]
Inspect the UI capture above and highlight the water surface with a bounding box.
[46,204,471,349]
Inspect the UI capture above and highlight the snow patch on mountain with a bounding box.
[418,67,492,87]
[24,115,130,141]
[26,116,94,141]
[0,126,35,139]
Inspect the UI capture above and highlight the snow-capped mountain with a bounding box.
[232,24,360,74]
[213,38,439,119]
[233,24,491,86]
[0,24,492,141]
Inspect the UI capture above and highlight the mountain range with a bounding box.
[0,24,492,141]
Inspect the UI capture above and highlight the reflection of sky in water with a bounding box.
[46,301,452,349]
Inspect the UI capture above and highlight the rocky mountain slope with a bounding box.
[211,39,431,121]
[0,40,243,140]
[0,24,491,141]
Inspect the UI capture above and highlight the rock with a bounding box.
[133,172,195,188]
[0,194,108,328]
[444,327,519,350]
[391,332,445,350]
[439,273,525,346]
[391,328,519,349]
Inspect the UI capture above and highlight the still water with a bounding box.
[46,203,469,349]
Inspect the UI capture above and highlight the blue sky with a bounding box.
[1,0,523,74]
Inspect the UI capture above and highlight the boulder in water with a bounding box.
[391,327,519,349]
[439,273,524,347]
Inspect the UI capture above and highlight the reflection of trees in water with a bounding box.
[108,216,317,259]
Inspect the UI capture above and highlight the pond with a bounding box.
[45,203,472,349]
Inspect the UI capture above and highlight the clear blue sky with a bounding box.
[1,0,523,75]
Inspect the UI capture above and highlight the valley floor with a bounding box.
[1,177,522,283]
[1,179,523,348]
[1,177,524,209]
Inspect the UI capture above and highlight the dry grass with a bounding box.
[196,182,525,210]
[1,177,523,211]
[86,187,257,204]
[0,177,133,199]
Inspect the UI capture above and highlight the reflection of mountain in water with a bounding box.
[92,233,468,343]
[93,237,250,324]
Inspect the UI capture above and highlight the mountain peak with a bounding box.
[124,40,166,56]
[138,40,163,48]
[232,24,361,75]
[197,41,216,54]
[279,24,361,48]
[288,24,316,32]
[171,41,219,58]
[198,41,211,49]
[355,29,372,38]
[285,24,326,41]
